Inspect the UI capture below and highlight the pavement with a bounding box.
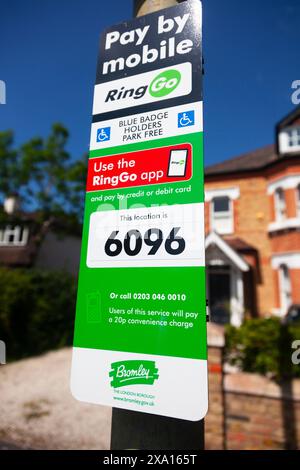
[0,348,111,450]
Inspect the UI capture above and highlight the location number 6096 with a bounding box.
[104,227,186,257]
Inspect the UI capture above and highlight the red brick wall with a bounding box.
[269,194,276,222]
[205,175,274,315]
[224,374,300,450]
[205,346,224,449]
[271,231,300,253]
[205,324,225,449]
[291,269,300,304]
[286,188,298,218]
[224,392,300,450]
[205,157,300,316]
[205,338,300,450]
[273,269,281,309]
[233,199,239,233]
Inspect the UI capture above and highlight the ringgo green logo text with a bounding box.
[93,62,191,115]
[149,69,181,98]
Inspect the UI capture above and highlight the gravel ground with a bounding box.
[0,348,111,450]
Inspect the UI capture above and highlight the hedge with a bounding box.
[225,318,300,380]
[0,268,76,360]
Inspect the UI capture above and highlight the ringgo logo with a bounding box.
[93,62,191,115]
[149,69,181,98]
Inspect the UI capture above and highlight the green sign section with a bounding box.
[74,265,206,359]
[73,131,207,360]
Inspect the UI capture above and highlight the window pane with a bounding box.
[287,127,300,147]
[213,196,230,212]
[279,264,292,312]
[275,188,286,220]
[277,188,284,201]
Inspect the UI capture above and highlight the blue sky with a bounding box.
[0,0,299,166]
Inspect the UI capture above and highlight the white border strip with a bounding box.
[205,187,240,202]
[271,252,300,269]
[267,174,300,195]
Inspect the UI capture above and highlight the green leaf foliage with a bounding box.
[0,268,76,360]
[0,125,87,222]
[225,318,300,380]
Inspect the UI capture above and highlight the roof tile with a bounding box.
[205,144,277,175]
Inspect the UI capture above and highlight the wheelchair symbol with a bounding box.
[177,111,194,128]
[98,129,108,140]
[96,127,111,142]
[179,113,192,126]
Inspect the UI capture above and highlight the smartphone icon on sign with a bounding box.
[86,292,101,323]
[167,149,188,177]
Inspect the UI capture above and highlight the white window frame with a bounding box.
[210,196,234,235]
[274,187,286,222]
[267,176,300,231]
[278,264,292,315]
[279,126,300,154]
[288,127,300,148]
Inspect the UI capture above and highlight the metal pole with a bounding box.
[111,0,205,450]
[133,0,181,17]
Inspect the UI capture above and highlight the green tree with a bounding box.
[66,155,87,222]
[0,130,26,195]
[0,124,86,222]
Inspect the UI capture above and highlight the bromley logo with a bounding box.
[93,62,191,115]
[109,360,159,388]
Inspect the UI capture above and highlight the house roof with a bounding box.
[205,144,278,176]
[276,105,300,131]
[205,232,250,272]
[0,212,80,268]
[205,106,300,177]
[0,244,37,267]
[226,237,257,252]
[0,217,42,268]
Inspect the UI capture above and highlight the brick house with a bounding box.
[205,106,300,326]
